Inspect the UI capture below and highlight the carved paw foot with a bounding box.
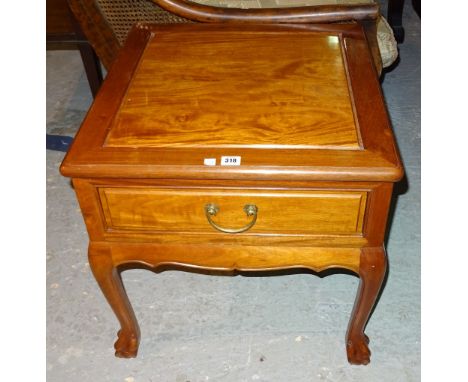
[346,334,371,365]
[114,329,139,358]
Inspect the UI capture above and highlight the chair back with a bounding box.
[151,0,378,24]
[68,0,380,71]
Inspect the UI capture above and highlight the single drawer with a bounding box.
[98,188,367,236]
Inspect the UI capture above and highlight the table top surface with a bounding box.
[106,31,359,150]
[61,23,403,182]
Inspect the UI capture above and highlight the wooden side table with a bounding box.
[60,23,403,365]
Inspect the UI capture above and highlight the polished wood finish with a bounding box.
[149,0,382,74]
[99,187,367,235]
[108,32,358,149]
[47,0,75,34]
[89,241,361,358]
[346,246,387,365]
[101,241,361,274]
[72,178,390,248]
[61,23,403,365]
[151,0,378,24]
[361,18,382,73]
[61,24,402,182]
[68,0,382,73]
[88,243,140,357]
[68,0,121,70]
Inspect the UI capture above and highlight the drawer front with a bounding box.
[98,188,367,236]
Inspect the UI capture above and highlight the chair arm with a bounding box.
[150,0,379,23]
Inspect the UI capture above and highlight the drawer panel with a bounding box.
[98,188,367,236]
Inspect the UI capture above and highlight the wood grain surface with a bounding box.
[67,0,382,72]
[99,187,367,234]
[99,241,362,274]
[106,32,359,149]
[72,178,390,248]
[60,22,404,364]
[150,0,379,24]
[47,0,74,34]
[60,24,403,182]
[346,246,387,364]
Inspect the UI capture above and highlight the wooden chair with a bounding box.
[47,0,103,97]
[68,0,398,75]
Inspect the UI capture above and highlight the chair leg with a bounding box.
[77,42,103,98]
[387,0,405,43]
[412,0,420,17]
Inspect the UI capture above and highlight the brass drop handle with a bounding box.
[204,203,258,234]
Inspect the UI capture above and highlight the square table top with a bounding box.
[61,23,402,182]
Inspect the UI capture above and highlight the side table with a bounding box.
[61,23,403,365]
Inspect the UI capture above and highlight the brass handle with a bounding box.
[204,203,258,234]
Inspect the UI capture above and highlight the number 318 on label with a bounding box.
[221,156,241,166]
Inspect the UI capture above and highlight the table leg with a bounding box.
[88,243,140,358]
[346,246,387,365]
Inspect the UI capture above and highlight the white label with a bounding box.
[221,156,241,166]
[203,158,216,166]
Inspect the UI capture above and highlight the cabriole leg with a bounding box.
[88,243,140,358]
[346,246,387,365]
